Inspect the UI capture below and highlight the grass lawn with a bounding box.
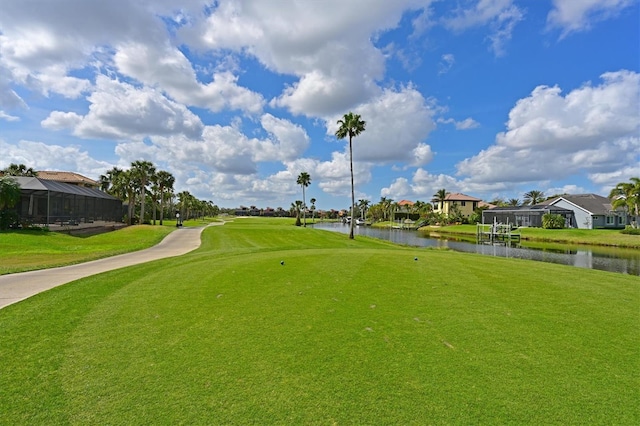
[422,224,640,248]
[0,225,174,275]
[1,218,638,424]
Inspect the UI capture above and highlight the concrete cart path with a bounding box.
[0,224,217,310]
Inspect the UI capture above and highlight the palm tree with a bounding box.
[335,112,366,239]
[291,200,303,226]
[391,201,400,226]
[489,197,507,207]
[104,168,135,225]
[99,167,123,196]
[177,191,195,222]
[609,177,640,227]
[2,163,37,177]
[296,172,311,227]
[523,190,545,206]
[98,174,111,192]
[414,200,432,218]
[150,179,160,225]
[358,199,370,220]
[310,198,316,223]
[155,170,175,225]
[100,167,129,224]
[508,198,520,206]
[130,160,156,225]
[379,197,393,221]
[432,189,448,211]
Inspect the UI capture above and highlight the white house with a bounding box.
[545,194,627,229]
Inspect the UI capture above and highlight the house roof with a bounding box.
[478,201,496,209]
[486,205,573,213]
[397,199,414,206]
[547,193,615,215]
[13,176,118,200]
[37,171,99,187]
[444,193,482,202]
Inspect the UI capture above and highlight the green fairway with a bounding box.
[1,218,638,424]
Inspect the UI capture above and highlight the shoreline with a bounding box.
[417,225,640,249]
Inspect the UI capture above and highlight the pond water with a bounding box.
[312,222,640,276]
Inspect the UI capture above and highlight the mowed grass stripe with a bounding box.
[1,219,638,424]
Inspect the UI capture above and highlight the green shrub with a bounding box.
[0,210,19,230]
[542,213,565,229]
[621,226,640,235]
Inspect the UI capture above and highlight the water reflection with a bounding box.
[313,222,640,276]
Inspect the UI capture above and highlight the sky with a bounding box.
[0,0,638,210]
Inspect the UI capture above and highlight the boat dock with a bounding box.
[477,223,521,244]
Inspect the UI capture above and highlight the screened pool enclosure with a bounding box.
[11,176,123,226]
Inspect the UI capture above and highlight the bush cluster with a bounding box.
[621,226,640,235]
[542,213,565,229]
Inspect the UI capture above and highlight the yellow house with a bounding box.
[432,193,481,218]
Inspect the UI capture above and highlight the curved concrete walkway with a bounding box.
[0,224,215,310]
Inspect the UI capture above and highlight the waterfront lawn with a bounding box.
[0,225,174,275]
[423,224,640,248]
[0,219,638,424]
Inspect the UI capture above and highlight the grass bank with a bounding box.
[0,225,174,275]
[421,224,640,248]
[1,218,638,424]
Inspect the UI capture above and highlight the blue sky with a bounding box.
[1,0,638,210]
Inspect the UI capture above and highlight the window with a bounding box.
[605,216,615,225]
[461,201,466,206]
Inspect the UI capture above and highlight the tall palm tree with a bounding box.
[296,172,311,227]
[130,160,156,225]
[432,189,448,211]
[177,191,195,222]
[379,197,393,221]
[523,190,545,206]
[310,198,316,223]
[358,199,370,220]
[155,170,175,225]
[391,201,400,225]
[150,179,160,225]
[291,200,303,226]
[122,170,138,225]
[335,112,366,239]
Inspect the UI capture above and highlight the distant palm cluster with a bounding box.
[98,162,217,225]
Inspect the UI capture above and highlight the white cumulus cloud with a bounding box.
[547,0,637,37]
[457,70,640,184]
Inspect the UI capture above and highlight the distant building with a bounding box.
[37,171,99,188]
[394,200,419,221]
[432,193,481,218]
[482,205,576,228]
[544,194,627,229]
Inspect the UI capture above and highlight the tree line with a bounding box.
[99,161,218,225]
